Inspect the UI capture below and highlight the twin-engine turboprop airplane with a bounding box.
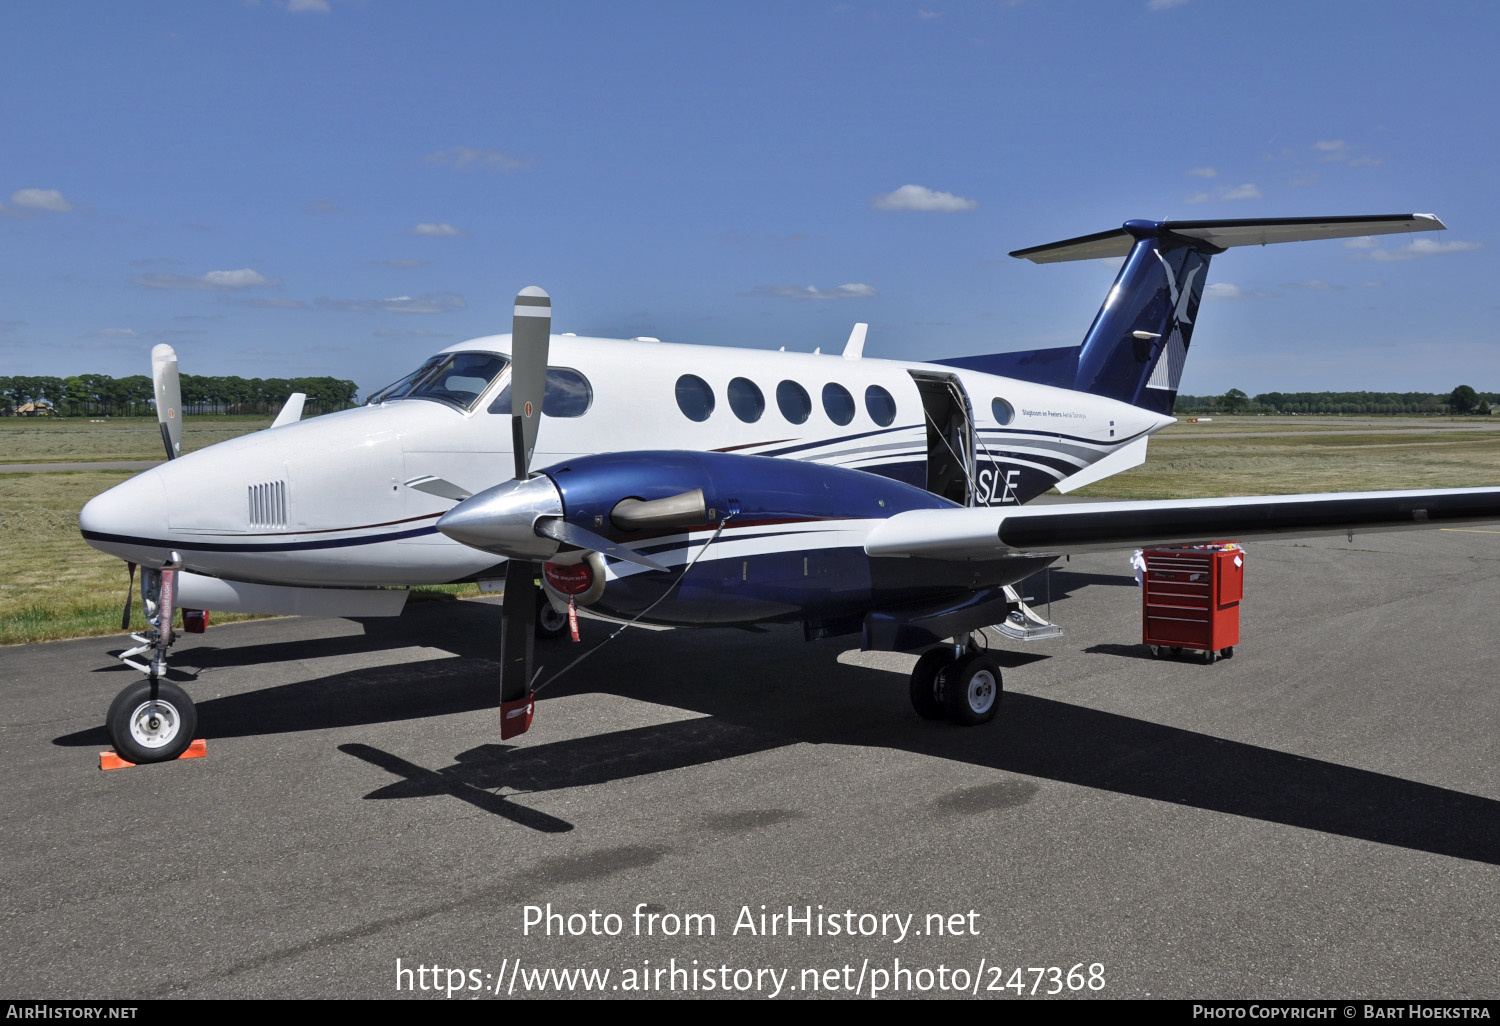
[79,213,1500,764]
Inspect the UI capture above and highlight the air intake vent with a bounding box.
[248,480,288,529]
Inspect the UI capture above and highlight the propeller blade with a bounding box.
[404,475,473,502]
[611,489,709,532]
[499,559,537,707]
[536,518,669,571]
[151,344,183,460]
[510,287,551,480]
[121,562,137,631]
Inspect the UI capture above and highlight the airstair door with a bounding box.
[907,371,975,507]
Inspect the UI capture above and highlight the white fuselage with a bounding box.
[80,333,1171,588]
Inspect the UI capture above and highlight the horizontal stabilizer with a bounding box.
[865,487,1500,561]
[1052,436,1149,494]
[1011,214,1445,264]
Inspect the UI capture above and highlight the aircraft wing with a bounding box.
[863,487,1500,561]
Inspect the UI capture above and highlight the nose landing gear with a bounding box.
[108,564,199,763]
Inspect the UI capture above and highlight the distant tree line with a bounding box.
[1176,386,1495,417]
[0,374,360,417]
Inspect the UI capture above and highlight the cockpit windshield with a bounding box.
[366,352,511,411]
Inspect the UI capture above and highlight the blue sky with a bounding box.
[3,0,1495,399]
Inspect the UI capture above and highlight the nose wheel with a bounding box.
[106,679,198,764]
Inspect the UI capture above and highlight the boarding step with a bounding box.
[992,584,1064,642]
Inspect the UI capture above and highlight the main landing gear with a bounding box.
[535,587,570,640]
[909,634,1002,726]
[108,565,199,764]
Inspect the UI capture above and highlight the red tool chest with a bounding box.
[1141,544,1243,664]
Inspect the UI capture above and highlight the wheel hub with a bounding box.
[967,672,996,714]
[128,700,180,749]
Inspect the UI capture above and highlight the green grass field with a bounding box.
[2,415,1496,646]
[1073,421,1500,499]
[0,415,268,463]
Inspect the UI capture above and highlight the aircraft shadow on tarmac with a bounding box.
[54,591,1500,864]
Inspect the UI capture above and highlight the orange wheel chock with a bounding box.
[99,738,207,771]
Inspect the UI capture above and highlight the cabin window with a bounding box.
[486,367,594,418]
[541,369,592,417]
[369,351,511,411]
[992,397,1015,426]
[728,377,765,423]
[865,385,896,427]
[776,380,811,425]
[822,383,855,426]
[675,374,715,422]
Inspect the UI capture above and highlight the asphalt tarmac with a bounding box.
[3,529,1499,1000]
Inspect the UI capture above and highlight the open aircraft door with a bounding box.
[908,371,976,507]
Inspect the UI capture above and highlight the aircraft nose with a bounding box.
[79,471,170,559]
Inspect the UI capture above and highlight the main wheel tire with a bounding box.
[535,592,569,640]
[106,679,197,764]
[909,649,950,720]
[939,652,1003,726]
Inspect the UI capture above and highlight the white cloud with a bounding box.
[1219,183,1262,200]
[11,188,74,213]
[1285,280,1341,292]
[1365,238,1483,262]
[1343,236,1379,249]
[1147,0,1193,9]
[375,328,453,339]
[1185,183,1261,203]
[303,198,339,215]
[316,292,467,314]
[205,269,276,288]
[1204,283,1251,301]
[872,184,978,212]
[918,9,942,18]
[132,268,281,290]
[1311,139,1382,166]
[88,328,140,338]
[424,146,530,172]
[741,283,877,301]
[285,0,331,13]
[242,297,311,310]
[410,222,466,237]
[1186,166,1218,178]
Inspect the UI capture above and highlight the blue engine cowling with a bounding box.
[536,451,1042,647]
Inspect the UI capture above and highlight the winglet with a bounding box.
[843,323,868,360]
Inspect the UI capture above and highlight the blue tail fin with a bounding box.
[938,214,1445,415]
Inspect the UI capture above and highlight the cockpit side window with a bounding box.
[369,352,511,411]
[487,367,594,419]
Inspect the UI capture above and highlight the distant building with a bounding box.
[13,400,56,417]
